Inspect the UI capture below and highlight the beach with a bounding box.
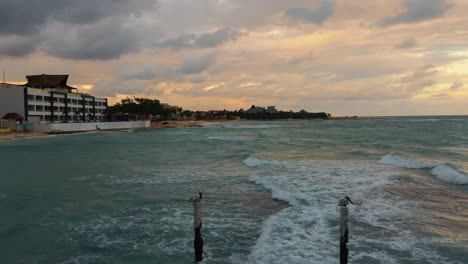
[0,121,206,141]
[0,131,49,141]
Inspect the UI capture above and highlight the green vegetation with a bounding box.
[204,110,331,120]
[107,97,331,120]
[106,98,165,116]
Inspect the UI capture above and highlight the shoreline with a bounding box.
[0,132,50,141]
[0,117,389,141]
[150,120,204,129]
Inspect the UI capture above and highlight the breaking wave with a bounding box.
[241,156,464,264]
[242,156,464,263]
[379,154,468,185]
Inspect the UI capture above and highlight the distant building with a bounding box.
[247,105,278,114]
[246,105,264,114]
[266,106,278,113]
[0,74,107,123]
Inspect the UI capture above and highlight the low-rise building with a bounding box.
[246,105,278,114]
[0,74,107,124]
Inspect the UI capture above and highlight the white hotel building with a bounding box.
[0,74,107,123]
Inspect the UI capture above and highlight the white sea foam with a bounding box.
[243,156,283,167]
[200,122,226,128]
[378,154,436,169]
[379,154,468,185]
[243,156,460,264]
[431,163,468,185]
[243,157,420,263]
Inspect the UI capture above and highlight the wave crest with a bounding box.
[378,154,436,169]
[378,154,468,185]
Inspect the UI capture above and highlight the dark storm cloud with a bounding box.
[380,0,451,26]
[178,53,215,75]
[90,78,160,97]
[120,66,157,81]
[0,0,156,60]
[285,0,334,24]
[0,0,156,35]
[159,27,245,50]
[43,19,142,60]
[159,52,216,81]
[0,35,36,57]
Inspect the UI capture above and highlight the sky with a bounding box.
[0,0,467,116]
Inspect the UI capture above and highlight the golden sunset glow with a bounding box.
[1,0,467,115]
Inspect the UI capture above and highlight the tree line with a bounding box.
[106,97,331,120]
[203,109,331,120]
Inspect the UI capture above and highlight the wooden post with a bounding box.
[340,204,348,264]
[193,192,203,262]
[339,196,353,264]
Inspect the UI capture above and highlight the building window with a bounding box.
[28,105,35,111]
[28,95,35,101]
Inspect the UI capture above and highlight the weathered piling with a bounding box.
[192,192,203,262]
[339,196,354,264]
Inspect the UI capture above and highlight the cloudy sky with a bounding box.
[1,0,467,116]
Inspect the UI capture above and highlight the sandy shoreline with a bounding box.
[0,121,206,141]
[0,118,358,141]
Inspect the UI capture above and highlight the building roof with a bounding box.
[247,105,267,114]
[266,106,278,113]
[25,74,77,91]
[2,112,23,121]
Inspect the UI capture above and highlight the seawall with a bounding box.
[35,121,150,133]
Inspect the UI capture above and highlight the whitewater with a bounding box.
[0,116,467,263]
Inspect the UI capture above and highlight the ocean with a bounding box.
[0,116,467,264]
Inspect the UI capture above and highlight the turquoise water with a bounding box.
[0,116,467,263]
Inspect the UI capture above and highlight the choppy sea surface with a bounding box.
[0,116,467,264]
